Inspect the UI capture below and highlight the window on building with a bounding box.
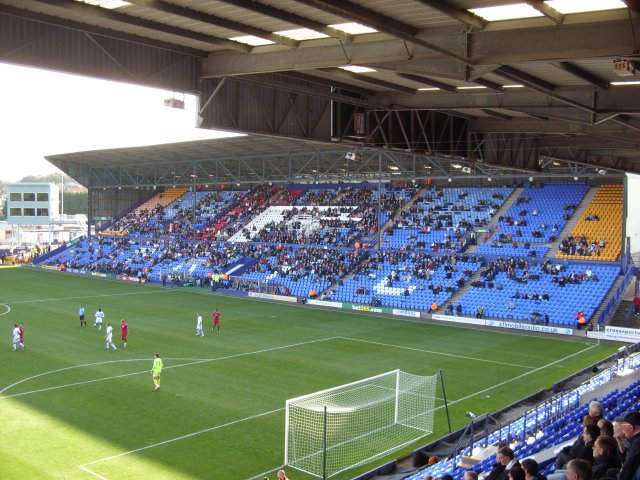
[37,208,49,216]
[9,208,21,216]
[37,193,49,201]
[23,208,35,216]
[9,193,21,201]
[23,193,36,201]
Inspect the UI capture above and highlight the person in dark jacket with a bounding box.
[592,435,621,480]
[486,447,519,480]
[612,412,640,480]
[522,458,546,480]
[556,405,602,469]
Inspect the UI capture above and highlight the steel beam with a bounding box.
[381,87,640,112]
[412,0,486,30]
[396,73,457,93]
[551,62,609,90]
[31,0,251,52]
[202,18,638,76]
[125,0,299,48]
[294,0,472,63]
[217,0,354,43]
[524,0,564,24]
[0,4,207,58]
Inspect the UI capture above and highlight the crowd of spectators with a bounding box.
[559,235,606,257]
[247,244,367,286]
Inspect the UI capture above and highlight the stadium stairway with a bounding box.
[372,187,428,248]
[482,187,524,243]
[607,299,640,328]
[545,187,598,258]
[590,273,625,329]
[438,268,485,312]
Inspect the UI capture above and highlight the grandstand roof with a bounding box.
[47,133,623,189]
[3,1,640,174]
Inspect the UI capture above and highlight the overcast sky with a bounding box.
[0,62,240,182]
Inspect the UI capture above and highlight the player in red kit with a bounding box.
[19,323,25,344]
[120,319,128,349]
[212,309,221,333]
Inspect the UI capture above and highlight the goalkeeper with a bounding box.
[151,353,163,391]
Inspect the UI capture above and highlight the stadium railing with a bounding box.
[352,346,640,480]
[596,262,635,325]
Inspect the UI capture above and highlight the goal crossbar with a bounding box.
[285,369,438,478]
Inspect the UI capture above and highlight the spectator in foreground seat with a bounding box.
[486,446,518,480]
[510,466,526,480]
[465,471,479,480]
[521,458,545,480]
[567,460,592,480]
[556,412,601,469]
[610,411,640,480]
[598,419,614,438]
[591,435,620,480]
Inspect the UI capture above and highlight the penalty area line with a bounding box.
[79,466,110,480]
[78,407,284,476]
[340,337,538,370]
[441,342,599,408]
[79,343,598,480]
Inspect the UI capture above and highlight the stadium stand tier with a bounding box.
[493,183,589,244]
[41,181,627,329]
[557,184,623,262]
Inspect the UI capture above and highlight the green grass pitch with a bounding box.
[0,267,624,480]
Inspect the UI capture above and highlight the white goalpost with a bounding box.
[284,369,438,479]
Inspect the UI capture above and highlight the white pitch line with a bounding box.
[78,466,110,480]
[167,285,592,345]
[76,341,598,480]
[340,337,537,369]
[4,289,169,305]
[0,358,154,395]
[441,342,599,407]
[0,303,11,316]
[243,342,599,480]
[78,407,284,475]
[0,337,339,398]
[0,360,205,399]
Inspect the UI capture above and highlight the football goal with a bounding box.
[284,369,438,479]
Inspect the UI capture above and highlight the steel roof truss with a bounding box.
[412,0,485,30]
[523,0,564,24]
[295,0,472,63]
[34,0,251,52]
[126,0,299,48]
[217,0,354,42]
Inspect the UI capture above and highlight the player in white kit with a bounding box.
[105,323,117,351]
[94,308,104,331]
[196,313,204,337]
[12,324,24,351]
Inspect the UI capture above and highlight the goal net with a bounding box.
[285,370,438,478]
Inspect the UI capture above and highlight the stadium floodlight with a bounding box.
[284,370,438,479]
